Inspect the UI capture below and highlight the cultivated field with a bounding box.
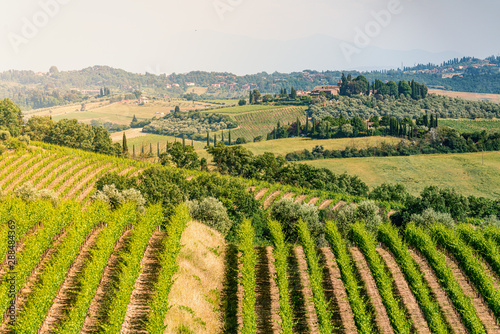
[223,106,307,142]
[26,99,223,125]
[430,89,500,103]
[241,136,400,156]
[305,151,500,199]
[439,118,500,134]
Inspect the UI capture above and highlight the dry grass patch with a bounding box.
[163,220,226,334]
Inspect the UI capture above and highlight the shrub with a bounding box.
[0,143,6,155]
[96,172,138,191]
[18,135,31,146]
[5,138,27,150]
[92,184,146,212]
[335,200,383,237]
[13,183,39,202]
[13,183,59,206]
[187,197,232,236]
[356,200,383,234]
[0,130,10,141]
[410,208,454,230]
[271,199,322,241]
[37,189,60,206]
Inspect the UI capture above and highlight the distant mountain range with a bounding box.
[145,30,463,74]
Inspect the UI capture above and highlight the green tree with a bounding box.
[160,142,200,169]
[0,99,23,136]
[398,81,412,96]
[24,116,54,141]
[122,133,128,155]
[239,99,247,106]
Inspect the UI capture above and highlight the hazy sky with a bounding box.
[1,0,499,74]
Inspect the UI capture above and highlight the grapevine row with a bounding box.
[350,222,411,334]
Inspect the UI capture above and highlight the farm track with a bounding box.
[441,251,500,333]
[0,226,69,333]
[121,229,167,334]
[81,227,133,333]
[4,155,50,192]
[377,247,431,334]
[320,247,358,334]
[332,201,347,211]
[350,247,394,334]
[254,247,280,334]
[409,249,468,334]
[294,246,320,334]
[39,224,105,333]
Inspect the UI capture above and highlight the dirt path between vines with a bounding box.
[441,251,500,333]
[254,247,281,334]
[320,247,357,334]
[294,247,320,334]
[121,229,167,334]
[81,228,133,333]
[39,224,105,333]
[4,155,50,192]
[0,227,69,331]
[350,247,394,334]
[377,247,431,334]
[409,248,467,334]
[263,191,281,209]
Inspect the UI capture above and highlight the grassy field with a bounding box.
[305,151,500,199]
[439,118,500,134]
[429,89,500,103]
[240,136,400,156]
[27,99,222,125]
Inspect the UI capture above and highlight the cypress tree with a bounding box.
[122,133,128,155]
[214,134,217,146]
[296,117,300,137]
[228,130,232,145]
[305,117,309,134]
[435,116,438,128]
[191,139,194,147]
[167,141,169,151]
[132,144,135,158]
[182,134,185,148]
[207,132,210,147]
[423,113,429,127]
[141,143,144,154]
[430,114,434,128]
[221,131,224,144]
